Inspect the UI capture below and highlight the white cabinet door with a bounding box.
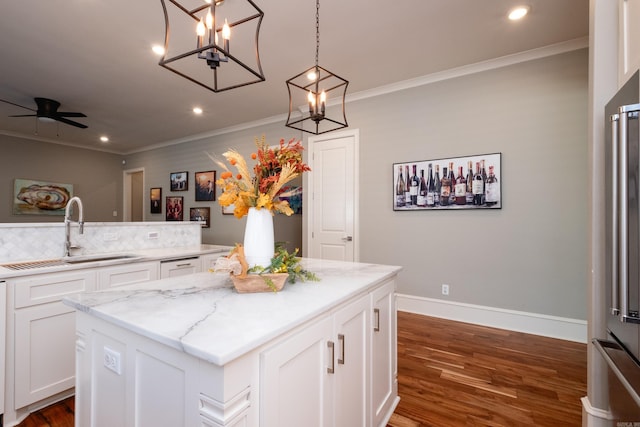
[0,281,5,416]
[14,302,77,408]
[200,253,226,272]
[261,316,333,427]
[9,270,96,410]
[371,280,398,426]
[332,295,370,427]
[97,261,159,289]
[620,0,640,84]
[160,258,200,278]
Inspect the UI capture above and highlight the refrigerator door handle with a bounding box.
[619,106,640,324]
[611,113,620,316]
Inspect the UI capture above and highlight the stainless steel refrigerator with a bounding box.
[595,69,640,422]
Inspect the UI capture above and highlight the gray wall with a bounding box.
[124,125,306,252]
[0,48,588,321]
[351,49,588,319]
[0,134,124,222]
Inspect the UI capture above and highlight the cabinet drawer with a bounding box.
[97,261,159,289]
[160,257,200,278]
[12,270,97,308]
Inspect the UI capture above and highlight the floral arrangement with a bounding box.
[249,243,320,286]
[212,136,311,219]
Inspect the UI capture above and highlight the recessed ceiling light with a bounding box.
[193,107,203,115]
[100,136,109,143]
[151,45,165,56]
[508,6,530,21]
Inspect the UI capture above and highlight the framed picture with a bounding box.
[13,178,74,215]
[195,171,216,201]
[393,152,501,211]
[150,187,162,214]
[166,196,184,221]
[279,186,303,214]
[170,171,188,191]
[222,204,235,215]
[190,207,210,228]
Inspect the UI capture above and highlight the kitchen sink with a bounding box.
[1,254,141,271]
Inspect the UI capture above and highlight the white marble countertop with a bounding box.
[0,244,232,279]
[63,258,402,366]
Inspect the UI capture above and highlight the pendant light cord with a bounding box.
[315,0,320,68]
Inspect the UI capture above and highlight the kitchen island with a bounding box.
[64,258,401,427]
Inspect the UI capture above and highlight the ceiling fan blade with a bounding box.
[9,114,37,117]
[55,116,88,129]
[0,98,36,112]
[57,112,87,118]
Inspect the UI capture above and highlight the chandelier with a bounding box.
[159,0,265,93]
[285,0,348,135]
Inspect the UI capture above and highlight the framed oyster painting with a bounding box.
[13,178,74,215]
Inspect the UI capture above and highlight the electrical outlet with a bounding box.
[442,284,450,296]
[148,231,159,239]
[104,347,122,375]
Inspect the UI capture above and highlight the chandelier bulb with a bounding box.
[206,9,214,30]
[196,18,206,37]
[222,19,230,40]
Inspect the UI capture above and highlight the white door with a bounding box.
[123,168,144,221]
[306,129,359,261]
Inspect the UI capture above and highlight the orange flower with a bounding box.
[236,174,242,180]
[230,158,237,165]
[221,171,233,179]
[251,153,257,160]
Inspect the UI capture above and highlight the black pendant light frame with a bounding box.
[159,0,265,93]
[285,0,348,135]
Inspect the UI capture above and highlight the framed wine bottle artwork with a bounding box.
[393,152,501,211]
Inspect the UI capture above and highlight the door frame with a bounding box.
[123,167,145,222]
[303,128,360,261]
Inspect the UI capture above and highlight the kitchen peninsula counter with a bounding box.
[64,258,401,426]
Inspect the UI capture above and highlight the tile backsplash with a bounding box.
[0,222,202,263]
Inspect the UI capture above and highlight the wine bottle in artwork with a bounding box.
[396,165,405,208]
[404,165,411,207]
[417,169,427,207]
[465,160,474,205]
[410,164,419,206]
[481,159,487,204]
[454,166,467,205]
[472,162,484,205]
[448,162,456,205]
[485,165,500,206]
[440,166,450,206]
[426,163,435,207]
[433,164,441,206]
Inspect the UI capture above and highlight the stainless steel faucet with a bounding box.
[64,196,84,257]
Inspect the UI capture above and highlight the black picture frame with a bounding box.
[166,196,184,221]
[195,171,216,201]
[150,187,162,214]
[170,171,188,191]
[393,152,501,211]
[190,207,210,228]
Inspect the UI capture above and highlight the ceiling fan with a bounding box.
[2,97,88,129]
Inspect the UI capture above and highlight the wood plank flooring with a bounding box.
[387,312,587,427]
[16,311,586,427]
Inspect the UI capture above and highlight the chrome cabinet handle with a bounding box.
[327,341,335,374]
[341,236,353,242]
[337,334,345,365]
[373,308,380,332]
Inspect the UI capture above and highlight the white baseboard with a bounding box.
[397,293,587,343]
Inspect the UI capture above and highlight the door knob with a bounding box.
[341,236,353,242]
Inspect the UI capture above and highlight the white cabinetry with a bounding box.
[619,0,640,83]
[0,281,5,418]
[160,257,200,278]
[7,270,96,413]
[200,252,226,272]
[261,285,394,427]
[97,261,159,289]
[371,279,398,426]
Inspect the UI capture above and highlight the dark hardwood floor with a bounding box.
[16,311,586,427]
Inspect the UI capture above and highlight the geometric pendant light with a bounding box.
[285,0,348,134]
[159,0,265,93]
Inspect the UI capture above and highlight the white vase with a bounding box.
[243,207,275,268]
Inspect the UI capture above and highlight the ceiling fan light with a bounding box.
[37,116,56,123]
